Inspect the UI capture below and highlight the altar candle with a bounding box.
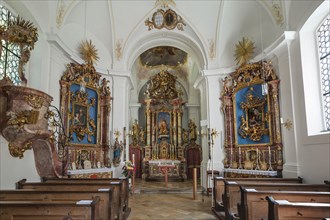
[132,154,135,165]
[239,146,241,155]
[268,146,271,158]
[230,147,233,156]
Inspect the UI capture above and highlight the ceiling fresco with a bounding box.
[140,46,187,67]
[137,46,189,81]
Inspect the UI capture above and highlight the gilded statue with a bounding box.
[131,119,139,144]
[188,119,197,141]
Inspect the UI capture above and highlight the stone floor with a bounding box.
[127,179,217,220]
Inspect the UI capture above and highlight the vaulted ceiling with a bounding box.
[5,0,323,93]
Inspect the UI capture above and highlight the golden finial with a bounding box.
[234,37,255,66]
[79,39,99,65]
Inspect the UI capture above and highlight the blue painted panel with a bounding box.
[235,84,270,145]
[69,84,98,145]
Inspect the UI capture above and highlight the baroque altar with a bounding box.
[141,68,187,181]
[221,60,283,178]
[59,41,113,178]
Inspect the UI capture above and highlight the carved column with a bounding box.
[100,93,112,167]
[177,111,182,146]
[222,95,235,168]
[145,99,151,146]
[173,111,177,146]
[268,80,281,144]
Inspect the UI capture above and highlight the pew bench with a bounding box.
[238,187,330,220]
[0,189,113,220]
[0,196,101,220]
[266,196,330,220]
[213,177,303,212]
[40,177,130,215]
[16,179,128,220]
[223,181,330,220]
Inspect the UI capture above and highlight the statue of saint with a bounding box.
[131,119,139,144]
[188,119,197,141]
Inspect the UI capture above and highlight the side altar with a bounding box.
[139,68,187,181]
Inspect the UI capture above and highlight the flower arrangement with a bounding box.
[122,161,135,178]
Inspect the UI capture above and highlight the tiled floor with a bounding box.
[127,179,217,220]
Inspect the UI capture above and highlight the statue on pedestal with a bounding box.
[188,119,197,141]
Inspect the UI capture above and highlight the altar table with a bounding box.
[158,164,176,187]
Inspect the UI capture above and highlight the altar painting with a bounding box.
[68,83,98,145]
[235,84,271,146]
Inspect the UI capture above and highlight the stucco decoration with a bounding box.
[56,0,75,29]
[262,0,284,26]
[208,39,215,59]
[115,39,123,61]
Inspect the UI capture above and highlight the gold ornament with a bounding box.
[234,37,255,66]
[79,40,99,64]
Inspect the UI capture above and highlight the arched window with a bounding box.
[300,1,329,136]
[317,16,330,131]
[0,4,21,85]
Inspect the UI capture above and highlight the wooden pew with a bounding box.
[223,181,330,220]
[0,196,101,220]
[0,189,112,220]
[41,177,130,214]
[266,196,330,220]
[238,187,330,220]
[213,177,303,212]
[16,178,128,220]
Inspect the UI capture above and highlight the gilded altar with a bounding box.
[221,60,283,178]
[141,68,187,181]
[59,59,112,175]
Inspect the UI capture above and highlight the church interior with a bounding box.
[0,0,329,219]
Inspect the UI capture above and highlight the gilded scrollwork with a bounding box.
[24,94,44,109]
[9,141,32,158]
[7,110,39,130]
[146,67,179,100]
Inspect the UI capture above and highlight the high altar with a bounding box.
[140,68,187,181]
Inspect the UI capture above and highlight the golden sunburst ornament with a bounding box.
[234,37,255,66]
[79,40,99,64]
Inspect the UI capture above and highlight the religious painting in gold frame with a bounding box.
[67,83,99,145]
[233,83,272,147]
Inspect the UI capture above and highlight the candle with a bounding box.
[268,146,271,156]
[132,154,135,165]
[230,147,233,156]
[239,146,241,155]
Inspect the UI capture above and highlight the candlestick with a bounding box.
[268,146,273,171]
